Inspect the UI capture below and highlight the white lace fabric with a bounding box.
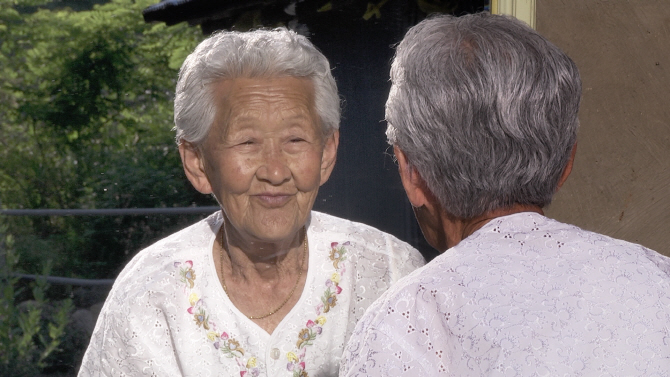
[78,211,425,377]
[341,212,670,376]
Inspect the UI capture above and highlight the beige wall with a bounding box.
[538,0,670,255]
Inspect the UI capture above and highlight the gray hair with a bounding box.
[174,28,340,145]
[386,13,582,219]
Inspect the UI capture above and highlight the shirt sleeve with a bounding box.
[340,321,435,376]
[385,233,426,283]
[78,283,181,376]
[340,284,450,377]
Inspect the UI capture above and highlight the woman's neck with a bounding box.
[442,204,544,250]
[219,219,306,281]
[214,216,309,334]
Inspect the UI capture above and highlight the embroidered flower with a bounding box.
[246,357,257,368]
[287,352,309,377]
[228,339,242,352]
[329,242,348,269]
[189,293,199,306]
[329,246,341,261]
[180,264,196,288]
[175,259,255,374]
[241,369,260,377]
[296,328,313,348]
[219,335,247,359]
[321,291,337,313]
[193,308,209,330]
[288,241,350,375]
[217,337,245,358]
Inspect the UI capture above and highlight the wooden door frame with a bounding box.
[491,0,536,28]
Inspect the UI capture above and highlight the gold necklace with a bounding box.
[218,222,307,320]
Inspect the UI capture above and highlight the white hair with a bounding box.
[174,28,340,145]
[387,13,581,219]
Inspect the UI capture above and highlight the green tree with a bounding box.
[0,0,210,279]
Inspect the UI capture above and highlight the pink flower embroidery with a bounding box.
[174,259,257,375]
[287,241,350,376]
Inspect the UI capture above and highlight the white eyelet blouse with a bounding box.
[79,211,425,377]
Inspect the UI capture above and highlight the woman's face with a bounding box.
[184,77,338,244]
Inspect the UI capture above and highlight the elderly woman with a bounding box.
[79,28,424,376]
[341,13,670,376]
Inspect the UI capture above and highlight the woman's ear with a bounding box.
[394,145,431,208]
[179,142,213,195]
[557,142,577,191]
[319,130,340,186]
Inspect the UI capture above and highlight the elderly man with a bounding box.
[341,13,670,376]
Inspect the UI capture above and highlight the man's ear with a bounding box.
[557,142,577,191]
[179,142,213,195]
[394,145,431,208]
[319,130,339,186]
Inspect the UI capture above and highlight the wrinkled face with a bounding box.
[185,77,338,243]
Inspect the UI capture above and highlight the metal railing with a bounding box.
[2,206,220,286]
[1,206,220,216]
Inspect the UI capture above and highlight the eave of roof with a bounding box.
[142,0,282,26]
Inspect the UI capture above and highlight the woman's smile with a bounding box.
[253,193,294,207]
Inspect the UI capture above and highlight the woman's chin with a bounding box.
[243,213,306,244]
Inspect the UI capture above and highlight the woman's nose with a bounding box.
[256,144,291,185]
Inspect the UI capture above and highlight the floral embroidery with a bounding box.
[296,320,323,348]
[286,348,307,376]
[286,242,350,376]
[329,242,347,269]
[321,290,338,313]
[179,260,196,288]
[214,332,245,359]
[174,260,259,376]
[246,357,257,368]
[193,308,210,329]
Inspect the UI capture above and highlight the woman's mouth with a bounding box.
[254,193,292,207]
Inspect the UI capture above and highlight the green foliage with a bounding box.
[0,0,211,279]
[0,229,74,376]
